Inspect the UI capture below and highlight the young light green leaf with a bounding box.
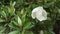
[18,16,22,26]
[13,2,16,6]
[8,7,15,15]
[8,1,15,15]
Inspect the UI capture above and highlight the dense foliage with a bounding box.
[0,0,60,34]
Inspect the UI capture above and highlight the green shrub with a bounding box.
[0,0,60,34]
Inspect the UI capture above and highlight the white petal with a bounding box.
[31,9,37,19]
[31,6,43,19]
[31,12,36,19]
[42,9,47,20]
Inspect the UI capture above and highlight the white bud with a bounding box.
[21,9,24,14]
[39,30,44,34]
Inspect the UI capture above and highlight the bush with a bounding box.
[0,0,60,34]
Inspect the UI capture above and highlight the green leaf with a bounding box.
[21,14,26,23]
[24,22,34,29]
[11,21,18,26]
[22,30,34,34]
[44,30,55,34]
[0,18,5,22]
[44,2,54,8]
[8,7,15,15]
[1,11,6,18]
[8,23,14,28]
[8,1,15,15]
[0,27,6,33]
[0,26,6,34]
[8,30,19,34]
[25,31,34,34]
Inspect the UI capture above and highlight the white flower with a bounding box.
[31,6,47,21]
[18,16,22,26]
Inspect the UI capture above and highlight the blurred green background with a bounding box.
[0,0,60,34]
